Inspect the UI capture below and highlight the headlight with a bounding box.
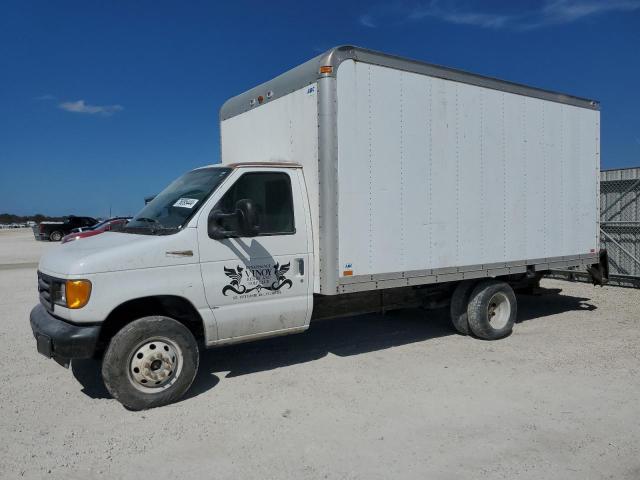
[52,281,66,306]
[53,279,91,309]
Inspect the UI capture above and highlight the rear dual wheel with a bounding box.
[450,280,476,335]
[449,279,517,340]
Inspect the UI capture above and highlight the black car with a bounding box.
[34,216,98,242]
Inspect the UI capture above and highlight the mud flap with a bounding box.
[587,249,609,286]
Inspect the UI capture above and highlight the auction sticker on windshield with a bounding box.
[173,198,199,208]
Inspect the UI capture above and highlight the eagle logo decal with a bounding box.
[222,266,246,295]
[222,262,293,296]
[273,262,291,288]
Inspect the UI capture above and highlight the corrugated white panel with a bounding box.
[220,84,321,289]
[334,62,370,273]
[368,66,403,273]
[457,82,484,266]
[544,101,564,257]
[503,91,527,260]
[429,77,458,268]
[401,72,431,268]
[522,97,546,260]
[562,104,578,255]
[480,87,507,264]
[337,60,599,277]
[580,108,600,252]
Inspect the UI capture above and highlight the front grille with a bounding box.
[38,271,54,312]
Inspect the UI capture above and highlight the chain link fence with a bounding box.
[550,167,640,288]
[600,167,640,282]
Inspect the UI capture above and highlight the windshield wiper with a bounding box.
[150,225,179,234]
[130,217,169,230]
[124,219,178,236]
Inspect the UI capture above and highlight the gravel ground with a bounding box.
[0,229,55,266]
[1,235,639,479]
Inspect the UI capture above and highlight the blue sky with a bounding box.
[1,0,639,217]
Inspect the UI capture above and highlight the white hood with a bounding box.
[38,229,199,276]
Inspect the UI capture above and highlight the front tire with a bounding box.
[102,316,199,410]
[467,280,517,340]
[49,231,63,241]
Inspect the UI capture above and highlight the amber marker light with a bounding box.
[319,65,333,74]
[65,280,92,309]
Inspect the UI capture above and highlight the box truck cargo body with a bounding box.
[30,46,607,409]
[221,46,601,295]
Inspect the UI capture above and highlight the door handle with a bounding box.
[165,250,193,257]
[296,258,304,276]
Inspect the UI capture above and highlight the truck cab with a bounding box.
[31,163,313,409]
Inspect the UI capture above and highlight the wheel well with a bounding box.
[98,296,205,349]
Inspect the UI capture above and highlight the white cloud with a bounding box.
[58,100,123,116]
[410,6,516,28]
[34,94,56,101]
[359,0,640,30]
[531,0,640,27]
[359,14,378,28]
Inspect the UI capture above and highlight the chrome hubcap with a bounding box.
[129,339,180,391]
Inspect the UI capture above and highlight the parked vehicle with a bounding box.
[1,223,28,229]
[34,216,98,241]
[30,46,608,410]
[61,217,131,244]
[69,225,94,234]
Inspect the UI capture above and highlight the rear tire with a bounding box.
[49,231,63,242]
[467,280,517,340]
[101,316,199,410]
[449,280,477,335]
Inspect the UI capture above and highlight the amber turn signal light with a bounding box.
[65,280,92,309]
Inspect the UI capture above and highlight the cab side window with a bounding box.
[214,172,295,236]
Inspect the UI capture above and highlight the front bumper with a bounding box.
[30,304,101,362]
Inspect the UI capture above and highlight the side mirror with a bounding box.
[207,199,260,240]
[235,199,260,237]
[208,210,229,239]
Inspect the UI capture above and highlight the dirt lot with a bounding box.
[1,231,639,479]
[0,229,55,267]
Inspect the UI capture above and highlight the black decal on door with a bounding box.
[222,266,246,295]
[222,262,293,297]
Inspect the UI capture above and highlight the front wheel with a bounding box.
[102,316,199,410]
[49,231,63,241]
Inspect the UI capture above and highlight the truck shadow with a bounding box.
[516,287,596,321]
[187,288,595,399]
[71,288,596,403]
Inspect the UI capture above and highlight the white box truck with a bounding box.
[30,46,608,409]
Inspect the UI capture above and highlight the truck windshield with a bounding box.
[124,167,232,234]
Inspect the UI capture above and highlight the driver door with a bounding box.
[197,168,312,343]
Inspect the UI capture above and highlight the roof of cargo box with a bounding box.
[220,45,599,121]
[226,161,303,169]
